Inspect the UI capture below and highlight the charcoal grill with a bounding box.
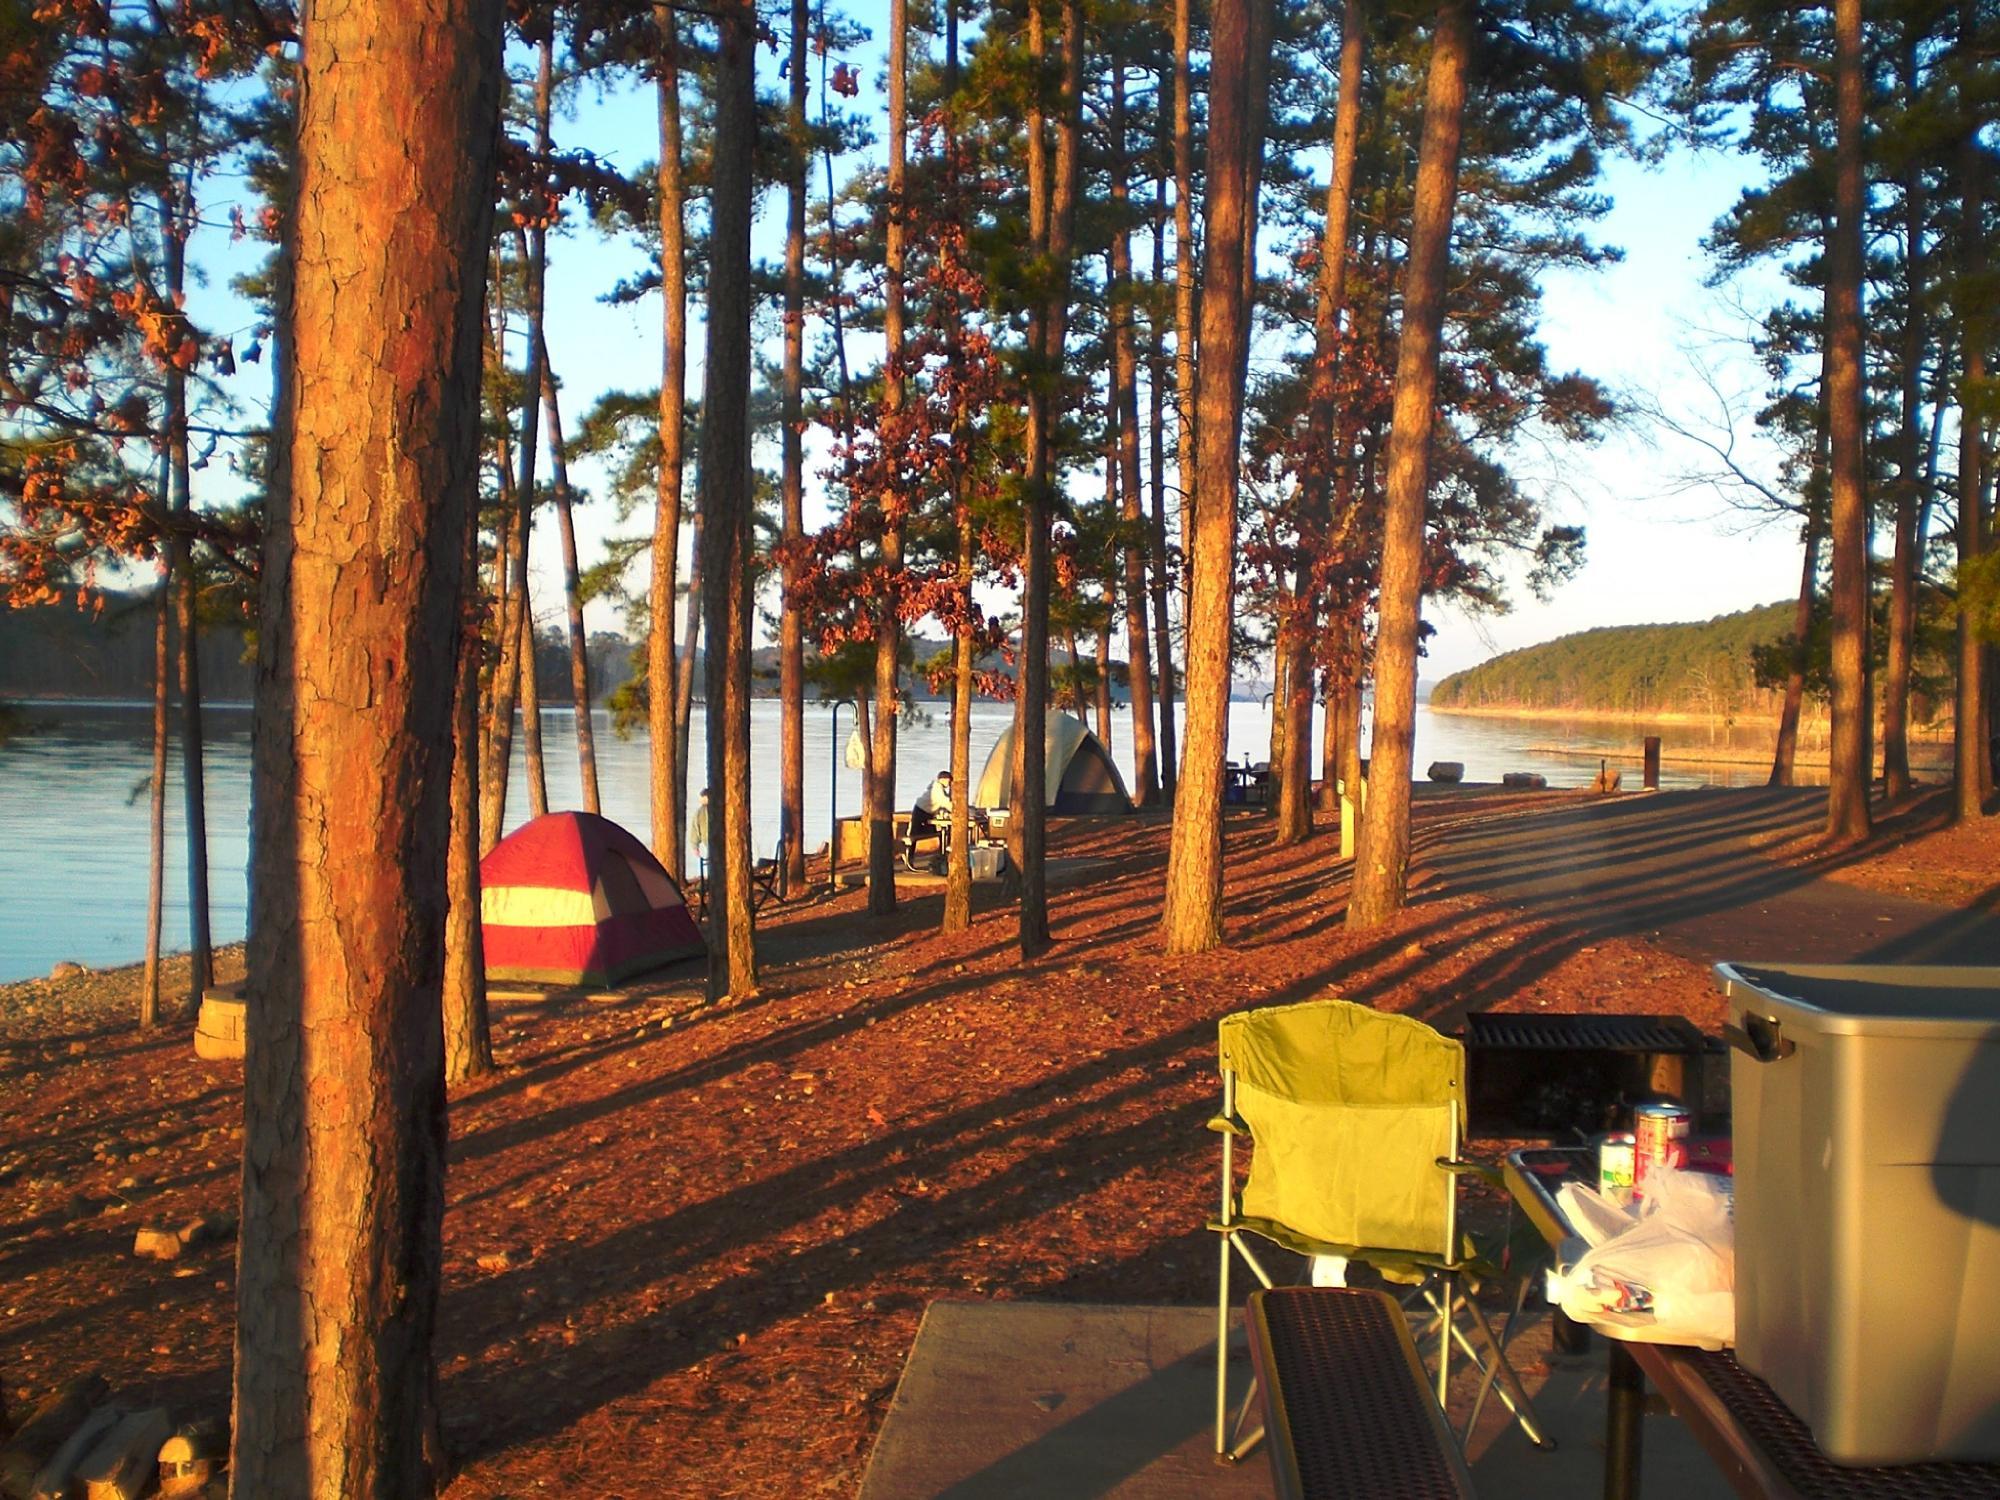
[1459,1011,1708,1139]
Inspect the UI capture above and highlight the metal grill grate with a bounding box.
[1252,1288,1473,1500]
[1463,1012,1706,1054]
[1686,1350,2000,1498]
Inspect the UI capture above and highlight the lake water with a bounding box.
[0,697,1773,983]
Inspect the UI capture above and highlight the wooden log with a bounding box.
[0,1378,110,1500]
[75,1409,170,1500]
[26,1403,124,1500]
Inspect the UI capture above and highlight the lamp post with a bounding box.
[828,698,845,890]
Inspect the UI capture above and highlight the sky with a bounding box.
[172,17,1815,687]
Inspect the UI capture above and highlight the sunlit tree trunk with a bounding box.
[1348,0,1471,930]
[142,560,169,1030]
[538,338,600,813]
[870,0,911,916]
[1824,0,1871,843]
[1160,0,1268,953]
[444,512,492,1085]
[649,3,689,876]
[1771,495,1824,788]
[1148,172,1179,799]
[1278,0,1367,843]
[780,0,809,890]
[480,308,529,848]
[943,21,976,937]
[231,0,501,1482]
[1111,57,1158,805]
[701,0,760,1000]
[518,601,548,818]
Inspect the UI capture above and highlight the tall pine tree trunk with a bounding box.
[1348,0,1471,930]
[538,339,601,813]
[1278,0,1367,842]
[701,0,760,999]
[1956,0,1991,820]
[1771,495,1825,787]
[1824,0,1872,843]
[780,0,809,890]
[164,219,211,1007]
[518,601,548,818]
[444,525,492,1085]
[480,307,530,849]
[1148,172,1179,798]
[232,0,501,1482]
[870,0,911,915]
[1169,5,1196,632]
[1013,0,1084,955]
[1160,0,1268,953]
[142,563,169,1030]
[649,4,690,875]
[1110,57,1158,804]
[1883,36,1926,802]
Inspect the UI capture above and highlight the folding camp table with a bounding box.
[1503,1147,2000,1500]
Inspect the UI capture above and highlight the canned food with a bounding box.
[1597,1132,1636,1202]
[1633,1101,1692,1199]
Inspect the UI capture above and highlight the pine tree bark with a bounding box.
[780,0,809,890]
[1278,0,1367,842]
[649,4,689,876]
[142,562,169,1030]
[1160,0,1267,953]
[1824,0,1872,843]
[518,600,548,818]
[701,0,760,1000]
[537,337,600,814]
[1956,0,1991,820]
[1148,172,1179,798]
[1014,0,1084,955]
[479,316,530,851]
[869,0,911,916]
[1169,6,1197,632]
[232,0,501,1484]
[163,222,211,1008]
[444,524,493,1085]
[1110,57,1158,805]
[1770,495,1824,788]
[1348,0,1472,930]
[1882,34,1926,802]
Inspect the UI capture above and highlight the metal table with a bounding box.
[1504,1147,2000,1500]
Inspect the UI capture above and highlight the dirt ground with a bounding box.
[1,785,1994,1496]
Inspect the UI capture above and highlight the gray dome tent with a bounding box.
[972,712,1132,815]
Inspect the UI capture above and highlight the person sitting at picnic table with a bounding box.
[910,769,952,847]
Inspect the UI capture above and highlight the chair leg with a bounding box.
[1460,1283,1553,1450]
[1215,1232,1232,1460]
[1436,1274,1452,1409]
[1465,1275,1531,1443]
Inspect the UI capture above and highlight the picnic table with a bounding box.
[1503,1146,2000,1500]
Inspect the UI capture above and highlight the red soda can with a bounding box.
[1633,1101,1691,1201]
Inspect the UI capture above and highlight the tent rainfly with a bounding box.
[972,712,1133,815]
[479,811,705,986]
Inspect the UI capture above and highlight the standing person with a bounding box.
[691,787,710,883]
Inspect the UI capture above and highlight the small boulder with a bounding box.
[1501,772,1548,789]
[1426,762,1465,784]
[49,961,90,980]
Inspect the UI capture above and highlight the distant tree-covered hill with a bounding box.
[1430,603,1797,717]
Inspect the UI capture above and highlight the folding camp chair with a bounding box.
[1209,998,1550,1464]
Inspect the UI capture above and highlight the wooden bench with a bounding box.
[1245,1287,1476,1500]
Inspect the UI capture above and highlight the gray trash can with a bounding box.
[1715,962,2000,1464]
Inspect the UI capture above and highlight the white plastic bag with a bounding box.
[1544,1167,1735,1350]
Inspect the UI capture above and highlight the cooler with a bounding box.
[1715,961,2000,1464]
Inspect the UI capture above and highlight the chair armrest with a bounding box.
[1436,1157,1502,1189]
[1207,1113,1249,1137]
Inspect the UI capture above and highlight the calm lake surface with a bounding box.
[0,697,1772,983]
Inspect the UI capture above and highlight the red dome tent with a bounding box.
[480,811,705,986]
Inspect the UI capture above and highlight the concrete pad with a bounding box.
[859,1301,1272,1500]
[862,1299,1739,1500]
[1463,1313,1732,1500]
